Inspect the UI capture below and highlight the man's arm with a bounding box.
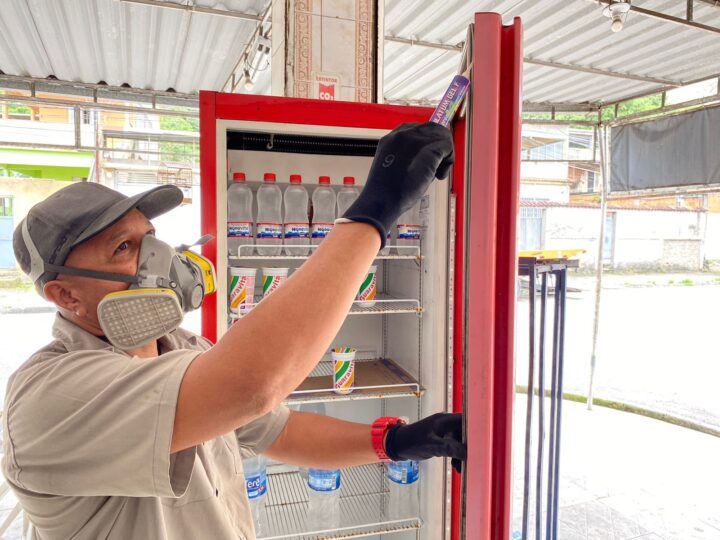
[264,411,378,469]
[172,223,379,452]
[263,411,466,471]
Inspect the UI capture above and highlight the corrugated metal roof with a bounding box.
[384,0,720,108]
[0,0,269,95]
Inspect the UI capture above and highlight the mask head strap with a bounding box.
[22,219,139,287]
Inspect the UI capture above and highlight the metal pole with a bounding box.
[521,266,537,540]
[588,126,609,410]
[551,269,567,539]
[545,271,561,539]
[535,271,548,540]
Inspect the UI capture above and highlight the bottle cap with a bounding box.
[290,174,302,183]
[263,172,276,182]
[232,172,246,182]
[319,176,331,185]
[343,176,355,185]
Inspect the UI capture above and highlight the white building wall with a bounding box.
[539,206,704,270]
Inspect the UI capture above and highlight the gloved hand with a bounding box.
[341,122,454,248]
[384,413,466,473]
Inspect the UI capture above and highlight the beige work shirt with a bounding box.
[2,313,289,539]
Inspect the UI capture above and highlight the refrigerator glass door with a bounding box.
[199,94,455,540]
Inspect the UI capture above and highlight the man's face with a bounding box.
[55,209,155,332]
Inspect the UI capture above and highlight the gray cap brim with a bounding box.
[72,184,184,247]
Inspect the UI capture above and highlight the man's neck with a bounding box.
[62,310,160,358]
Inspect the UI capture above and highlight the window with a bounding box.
[518,207,544,251]
[0,197,12,217]
[522,141,564,160]
[587,171,596,192]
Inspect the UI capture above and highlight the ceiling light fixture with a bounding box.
[602,1,631,33]
[242,69,254,91]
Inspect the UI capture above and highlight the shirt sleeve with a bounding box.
[235,404,290,455]
[3,348,200,498]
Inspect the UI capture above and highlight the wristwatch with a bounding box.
[371,416,406,461]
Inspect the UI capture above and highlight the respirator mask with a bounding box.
[95,235,216,350]
[37,233,216,350]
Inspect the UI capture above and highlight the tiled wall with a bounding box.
[290,0,375,102]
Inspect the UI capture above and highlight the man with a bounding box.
[4,122,464,539]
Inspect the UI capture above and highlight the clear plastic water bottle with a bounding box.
[227,171,254,257]
[283,174,310,256]
[311,176,336,246]
[307,468,341,531]
[243,455,269,536]
[387,459,419,520]
[256,173,283,256]
[396,203,421,255]
[336,176,359,216]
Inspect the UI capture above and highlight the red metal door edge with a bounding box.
[492,18,523,539]
[452,13,522,540]
[199,90,218,342]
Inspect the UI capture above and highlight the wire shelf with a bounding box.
[231,244,422,261]
[286,356,422,404]
[258,464,422,540]
[230,294,421,320]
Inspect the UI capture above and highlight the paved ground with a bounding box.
[511,396,720,540]
[516,272,720,431]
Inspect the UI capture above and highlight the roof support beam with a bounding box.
[524,58,679,86]
[589,0,720,35]
[0,73,197,102]
[384,36,463,51]
[115,0,262,21]
[0,94,198,118]
[385,36,680,86]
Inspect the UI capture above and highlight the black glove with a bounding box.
[385,413,466,473]
[342,122,455,248]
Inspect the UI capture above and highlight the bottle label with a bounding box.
[228,221,252,238]
[311,222,333,239]
[256,223,282,240]
[308,469,341,492]
[284,223,310,239]
[245,471,267,499]
[388,460,419,485]
[397,224,421,241]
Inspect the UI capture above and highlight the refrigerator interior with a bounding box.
[214,119,453,540]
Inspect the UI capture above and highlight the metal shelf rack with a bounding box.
[286,355,423,405]
[231,244,422,261]
[258,464,422,540]
[230,294,422,320]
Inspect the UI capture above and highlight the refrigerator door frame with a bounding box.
[451,13,523,540]
[199,92,455,539]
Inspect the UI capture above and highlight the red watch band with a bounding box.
[371,416,405,461]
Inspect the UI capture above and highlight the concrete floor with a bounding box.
[511,395,720,540]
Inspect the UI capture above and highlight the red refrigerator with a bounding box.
[199,13,522,540]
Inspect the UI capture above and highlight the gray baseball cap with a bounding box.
[14,182,184,297]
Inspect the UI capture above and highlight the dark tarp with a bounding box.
[611,107,720,192]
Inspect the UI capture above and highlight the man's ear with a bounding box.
[44,280,86,316]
